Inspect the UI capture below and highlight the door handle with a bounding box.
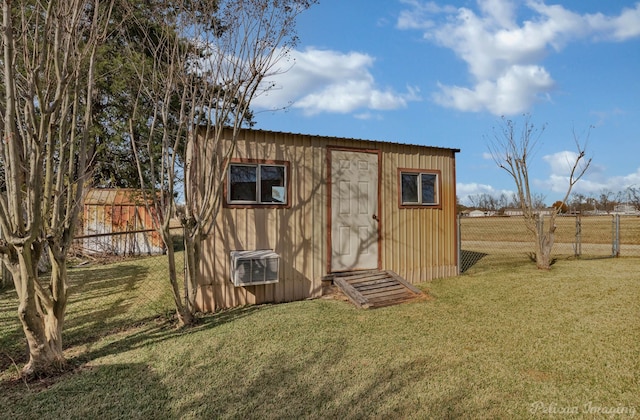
[372,214,379,221]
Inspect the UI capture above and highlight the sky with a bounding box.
[250,0,640,206]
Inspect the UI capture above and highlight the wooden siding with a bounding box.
[197,129,458,311]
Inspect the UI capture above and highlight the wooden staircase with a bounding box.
[329,270,423,309]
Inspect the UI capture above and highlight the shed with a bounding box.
[81,188,165,256]
[468,210,487,217]
[504,208,523,216]
[197,128,460,311]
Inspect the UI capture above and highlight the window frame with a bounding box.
[397,168,442,209]
[225,159,291,208]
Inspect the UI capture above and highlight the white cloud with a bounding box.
[584,3,640,40]
[537,150,591,193]
[462,149,640,204]
[251,47,421,115]
[354,112,384,121]
[398,0,640,115]
[396,0,456,30]
[433,65,554,114]
[537,151,640,196]
[543,150,584,176]
[456,182,515,205]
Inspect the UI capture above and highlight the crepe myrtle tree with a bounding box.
[0,0,113,376]
[124,0,317,326]
[488,115,591,270]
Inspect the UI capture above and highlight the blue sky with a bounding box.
[250,0,640,205]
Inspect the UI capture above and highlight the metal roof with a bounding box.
[84,188,150,206]
[216,127,461,154]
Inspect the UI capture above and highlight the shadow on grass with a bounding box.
[179,349,475,419]
[56,264,153,352]
[77,305,266,364]
[1,248,269,377]
[460,250,488,273]
[1,263,153,372]
[0,287,27,373]
[2,363,171,419]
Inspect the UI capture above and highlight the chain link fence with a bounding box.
[65,227,185,319]
[3,215,638,302]
[0,263,9,290]
[459,214,640,272]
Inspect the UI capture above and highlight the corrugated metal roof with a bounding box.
[84,188,149,205]
[214,127,461,154]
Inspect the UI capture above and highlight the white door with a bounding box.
[330,150,379,272]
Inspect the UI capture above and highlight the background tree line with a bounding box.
[459,186,640,215]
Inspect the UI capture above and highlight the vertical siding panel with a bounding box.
[379,145,387,272]
[312,138,325,297]
[217,213,229,310]
[402,152,410,279]
[309,137,318,298]
[409,152,417,282]
[435,152,442,275]
[390,148,400,277]
[289,134,298,302]
[417,153,425,282]
[380,145,389,274]
[390,147,400,277]
[391,148,398,275]
[419,153,427,281]
[401,148,409,279]
[298,135,310,300]
[266,208,277,303]
[298,134,307,301]
[443,155,452,272]
[285,133,293,302]
[428,154,436,281]
[283,134,294,303]
[237,207,248,306]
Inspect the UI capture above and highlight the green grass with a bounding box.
[1,255,639,419]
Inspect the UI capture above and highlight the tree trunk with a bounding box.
[11,246,66,377]
[535,215,556,270]
[46,251,69,354]
[182,222,201,322]
[161,228,192,327]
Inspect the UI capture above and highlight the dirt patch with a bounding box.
[320,284,349,302]
[524,369,554,382]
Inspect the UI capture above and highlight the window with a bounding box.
[398,169,440,207]
[227,160,289,206]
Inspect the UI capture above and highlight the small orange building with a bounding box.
[197,128,460,311]
[81,189,165,256]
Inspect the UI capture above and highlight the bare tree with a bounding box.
[623,186,640,210]
[568,192,585,214]
[124,0,316,325]
[467,194,483,209]
[598,189,615,213]
[497,193,509,212]
[488,115,591,269]
[531,192,548,210]
[0,0,113,376]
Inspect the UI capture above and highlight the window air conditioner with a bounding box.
[230,250,280,287]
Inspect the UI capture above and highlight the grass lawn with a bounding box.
[1,255,639,418]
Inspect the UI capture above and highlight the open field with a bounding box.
[2,253,639,418]
[460,215,640,262]
[461,214,640,244]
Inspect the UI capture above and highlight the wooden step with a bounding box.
[332,270,423,309]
